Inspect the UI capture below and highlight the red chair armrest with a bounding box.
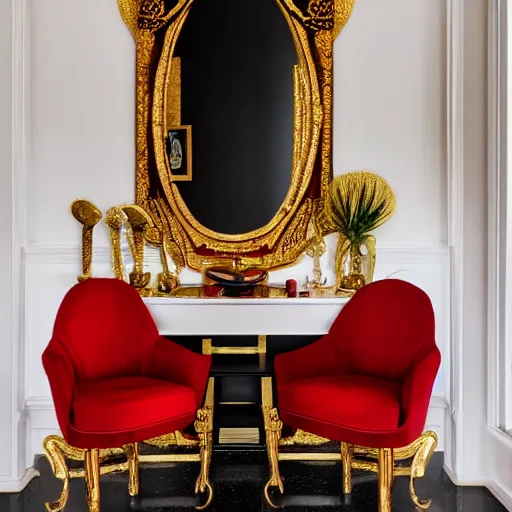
[142,337,212,407]
[274,334,344,385]
[42,339,77,440]
[400,347,441,438]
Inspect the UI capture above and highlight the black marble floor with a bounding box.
[0,452,506,511]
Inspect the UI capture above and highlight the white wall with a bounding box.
[3,0,459,494]
[29,0,135,248]
[334,0,447,245]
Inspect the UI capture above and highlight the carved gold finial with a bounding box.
[334,0,356,39]
[145,229,184,294]
[120,205,153,290]
[117,0,138,37]
[105,206,128,281]
[70,199,102,283]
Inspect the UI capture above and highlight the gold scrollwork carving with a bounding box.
[334,0,356,39]
[117,0,138,37]
[280,429,330,446]
[120,205,153,289]
[105,206,128,281]
[194,406,214,510]
[262,406,284,508]
[70,199,102,282]
[138,0,167,31]
[145,430,200,448]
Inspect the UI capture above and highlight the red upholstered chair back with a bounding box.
[330,279,436,382]
[51,278,159,382]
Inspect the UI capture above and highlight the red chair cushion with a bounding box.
[279,375,402,438]
[73,376,196,433]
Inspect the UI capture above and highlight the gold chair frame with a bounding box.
[43,378,215,512]
[262,396,437,511]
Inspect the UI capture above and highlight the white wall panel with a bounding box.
[334,0,447,244]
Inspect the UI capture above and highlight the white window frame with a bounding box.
[506,0,512,432]
[488,0,511,434]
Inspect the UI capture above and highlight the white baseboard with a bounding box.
[442,463,489,487]
[0,469,40,493]
[488,481,512,511]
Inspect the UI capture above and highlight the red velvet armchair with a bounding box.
[42,278,213,512]
[263,279,441,512]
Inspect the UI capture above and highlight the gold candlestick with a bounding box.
[306,236,327,287]
[70,199,102,282]
[105,206,128,281]
[120,205,152,289]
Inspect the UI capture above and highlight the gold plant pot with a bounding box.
[335,234,376,295]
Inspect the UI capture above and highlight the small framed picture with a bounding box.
[165,125,192,181]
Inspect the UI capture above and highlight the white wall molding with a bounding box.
[23,242,449,266]
[444,0,464,480]
[7,0,32,492]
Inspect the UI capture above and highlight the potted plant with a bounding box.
[329,171,396,295]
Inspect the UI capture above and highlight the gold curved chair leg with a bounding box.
[85,449,101,512]
[43,435,83,512]
[195,407,214,510]
[124,443,139,497]
[262,407,284,508]
[409,431,438,510]
[410,477,431,510]
[341,442,353,495]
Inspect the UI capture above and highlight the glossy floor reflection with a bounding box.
[0,453,505,511]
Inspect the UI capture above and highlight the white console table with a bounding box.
[143,297,350,336]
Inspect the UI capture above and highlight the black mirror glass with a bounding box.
[172,0,297,235]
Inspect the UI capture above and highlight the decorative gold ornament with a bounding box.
[105,206,128,281]
[262,407,284,507]
[117,0,138,37]
[194,406,214,510]
[117,0,357,273]
[120,205,153,289]
[329,172,396,295]
[305,218,328,287]
[334,0,356,38]
[70,199,102,282]
[145,430,199,448]
[280,428,330,446]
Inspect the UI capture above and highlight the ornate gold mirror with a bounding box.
[118,0,355,272]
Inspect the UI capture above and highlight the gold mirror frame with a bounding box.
[118,0,355,272]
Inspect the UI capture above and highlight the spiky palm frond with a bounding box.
[329,172,396,243]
